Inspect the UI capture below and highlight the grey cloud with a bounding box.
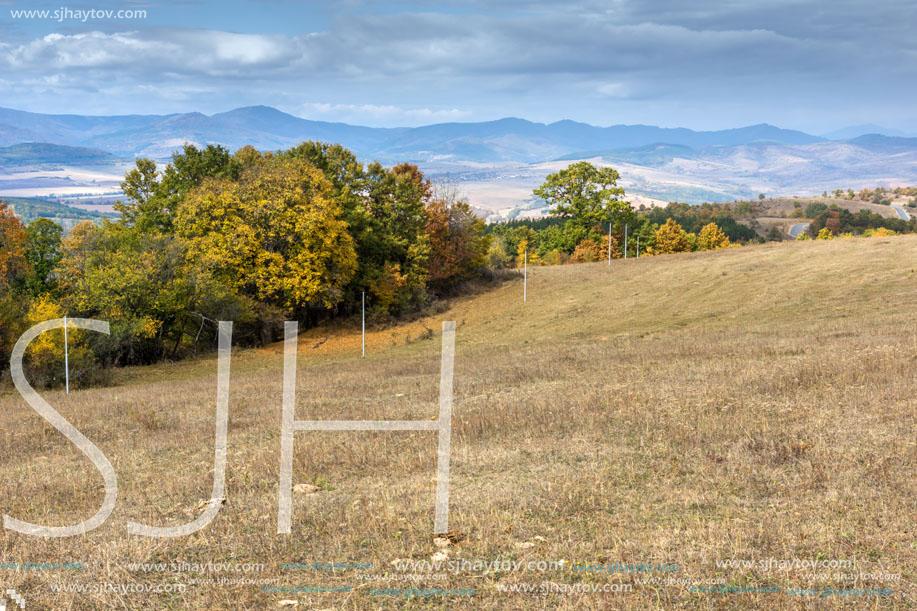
[0,0,914,129]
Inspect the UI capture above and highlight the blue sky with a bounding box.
[1,0,916,133]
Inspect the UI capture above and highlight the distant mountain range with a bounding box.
[0,104,856,163]
[1,105,914,211]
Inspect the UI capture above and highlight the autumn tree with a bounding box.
[19,294,101,388]
[283,144,432,316]
[0,202,30,293]
[58,221,249,363]
[571,238,603,262]
[424,198,490,290]
[516,238,540,266]
[0,202,31,363]
[175,156,357,314]
[696,222,731,251]
[361,162,432,312]
[601,233,621,260]
[825,214,842,235]
[648,218,692,255]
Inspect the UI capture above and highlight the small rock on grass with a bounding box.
[431,550,449,563]
[194,497,226,512]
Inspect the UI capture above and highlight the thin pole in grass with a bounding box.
[64,315,70,394]
[636,235,640,258]
[362,291,366,357]
[523,250,527,302]
[624,224,629,259]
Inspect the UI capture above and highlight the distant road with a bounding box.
[788,222,810,238]
[891,204,910,220]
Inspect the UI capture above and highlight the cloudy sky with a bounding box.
[1,0,915,133]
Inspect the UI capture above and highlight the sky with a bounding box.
[1,0,916,133]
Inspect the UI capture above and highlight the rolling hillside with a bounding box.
[1,236,914,609]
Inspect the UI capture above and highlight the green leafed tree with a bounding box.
[24,218,63,296]
[115,144,241,233]
[533,162,629,235]
[282,143,432,316]
[57,221,249,364]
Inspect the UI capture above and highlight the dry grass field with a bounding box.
[1,236,915,609]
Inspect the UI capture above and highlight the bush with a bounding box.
[19,295,108,389]
[571,238,603,263]
[805,202,828,218]
[697,223,731,250]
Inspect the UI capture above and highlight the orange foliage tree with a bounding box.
[424,199,490,290]
[571,238,604,262]
[0,202,31,364]
[0,202,30,292]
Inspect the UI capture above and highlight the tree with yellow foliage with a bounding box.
[864,227,897,237]
[646,218,692,255]
[696,222,731,251]
[176,156,357,311]
[516,239,540,266]
[20,294,99,388]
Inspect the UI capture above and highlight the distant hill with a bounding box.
[822,124,912,140]
[0,105,826,163]
[0,143,116,166]
[2,196,114,225]
[845,134,917,153]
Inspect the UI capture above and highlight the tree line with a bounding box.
[486,162,736,267]
[0,142,492,386]
[1,155,737,387]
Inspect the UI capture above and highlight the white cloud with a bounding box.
[597,82,632,99]
[0,29,311,76]
[298,102,472,125]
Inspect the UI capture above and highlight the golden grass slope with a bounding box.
[0,236,915,609]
